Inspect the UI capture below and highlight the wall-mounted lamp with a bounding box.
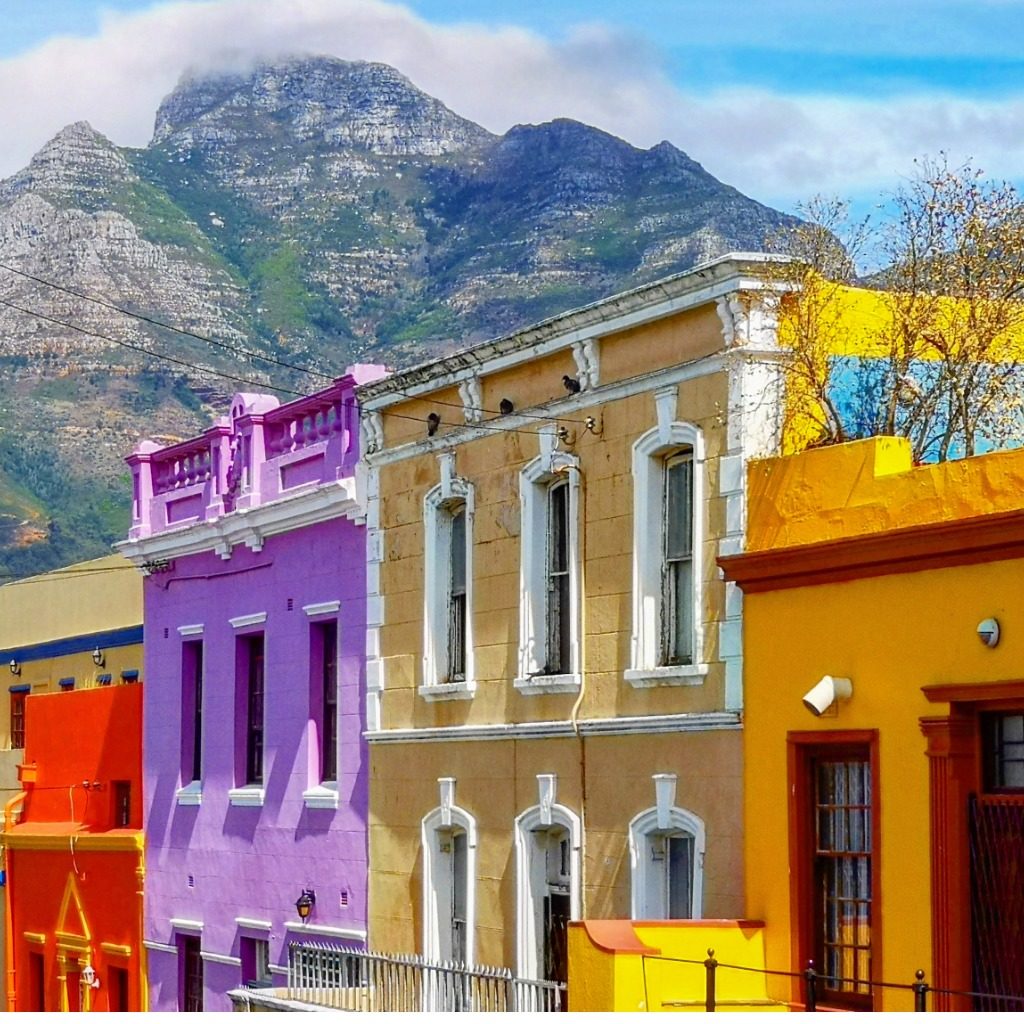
[802,675,853,717]
[80,964,100,990]
[295,889,316,921]
[92,647,105,667]
[978,618,1001,648]
[8,659,19,676]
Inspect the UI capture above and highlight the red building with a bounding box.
[4,685,144,1011]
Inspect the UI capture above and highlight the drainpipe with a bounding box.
[4,791,27,1012]
[136,857,147,1011]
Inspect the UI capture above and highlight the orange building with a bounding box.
[5,684,144,1011]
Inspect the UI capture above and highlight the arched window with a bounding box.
[514,774,582,982]
[629,775,706,919]
[422,455,475,700]
[626,412,707,688]
[422,779,477,966]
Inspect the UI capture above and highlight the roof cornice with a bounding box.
[357,252,787,405]
[718,506,1024,593]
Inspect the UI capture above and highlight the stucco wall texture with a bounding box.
[143,520,368,1012]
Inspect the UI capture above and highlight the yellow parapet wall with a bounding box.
[568,920,788,1012]
[745,435,1024,552]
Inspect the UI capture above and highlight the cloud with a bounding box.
[0,0,1023,207]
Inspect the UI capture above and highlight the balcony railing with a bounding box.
[287,942,566,1012]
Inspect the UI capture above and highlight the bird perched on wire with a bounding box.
[562,375,581,394]
[499,398,515,415]
[427,412,441,436]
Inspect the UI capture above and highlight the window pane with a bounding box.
[321,622,338,783]
[665,457,693,559]
[549,483,569,573]
[450,507,466,594]
[246,636,265,785]
[667,835,694,919]
[547,481,571,674]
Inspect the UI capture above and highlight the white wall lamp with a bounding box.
[802,675,853,717]
[978,618,1001,649]
[8,659,19,676]
[92,647,105,667]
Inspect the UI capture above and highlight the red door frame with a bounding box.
[787,729,881,1011]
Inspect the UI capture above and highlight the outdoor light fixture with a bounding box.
[802,675,853,717]
[8,660,19,676]
[295,889,316,921]
[978,618,1001,648]
[92,647,105,668]
[80,964,100,990]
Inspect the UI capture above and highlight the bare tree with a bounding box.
[764,158,1024,461]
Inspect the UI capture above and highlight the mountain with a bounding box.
[0,56,797,577]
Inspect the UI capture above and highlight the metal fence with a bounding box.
[646,948,1024,1012]
[287,942,566,1012]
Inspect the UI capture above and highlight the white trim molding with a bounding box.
[117,476,362,564]
[421,453,477,698]
[177,624,204,637]
[175,781,203,806]
[367,710,741,744]
[143,940,178,955]
[230,612,268,629]
[514,774,582,982]
[303,601,341,617]
[228,786,266,807]
[169,918,204,933]
[628,411,708,688]
[515,437,581,693]
[283,923,368,941]
[302,783,340,810]
[628,774,706,920]
[235,918,273,931]
[421,778,478,967]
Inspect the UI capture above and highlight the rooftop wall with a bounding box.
[745,436,1024,552]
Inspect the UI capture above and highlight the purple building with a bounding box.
[118,367,386,1012]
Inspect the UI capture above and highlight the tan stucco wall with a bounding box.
[370,729,744,965]
[377,367,732,730]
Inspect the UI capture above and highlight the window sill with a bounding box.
[418,680,477,702]
[624,664,710,688]
[228,786,266,807]
[176,781,203,806]
[302,783,340,810]
[514,673,581,696]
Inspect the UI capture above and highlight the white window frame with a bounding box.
[515,450,581,696]
[421,472,475,701]
[514,778,582,981]
[422,790,477,967]
[628,804,706,919]
[626,420,708,687]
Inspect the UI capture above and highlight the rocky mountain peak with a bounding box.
[153,55,495,156]
[0,121,133,207]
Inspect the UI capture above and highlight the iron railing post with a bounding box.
[913,969,929,1012]
[804,961,818,1012]
[704,948,717,1012]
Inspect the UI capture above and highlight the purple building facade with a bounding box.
[118,367,386,1012]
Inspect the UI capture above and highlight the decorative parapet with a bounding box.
[126,365,387,540]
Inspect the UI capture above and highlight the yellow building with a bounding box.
[358,254,793,984]
[718,436,1024,1011]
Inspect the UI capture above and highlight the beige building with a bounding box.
[358,254,786,983]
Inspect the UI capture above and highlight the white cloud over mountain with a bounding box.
[1,0,1022,205]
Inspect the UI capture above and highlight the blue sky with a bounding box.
[1,0,1022,210]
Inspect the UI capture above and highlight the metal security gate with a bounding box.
[969,794,1024,1010]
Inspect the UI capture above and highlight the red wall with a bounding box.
[8,685,144,1011]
